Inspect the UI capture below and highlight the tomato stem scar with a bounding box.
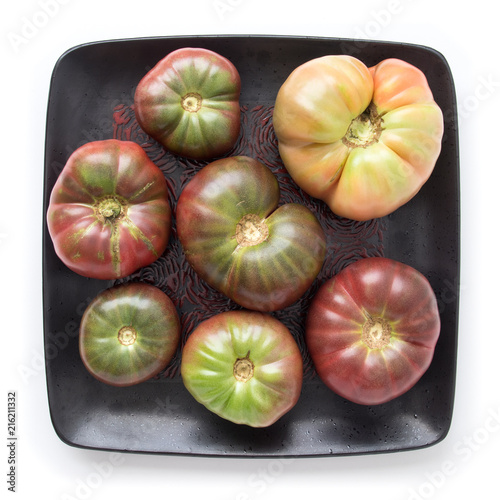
[181,92,203,113]
[233,350,254,382]
[362,317,391,349]
[342,103,383,149]
[96,196,126,222]
[235,214,269,247]
[118,326,137,346]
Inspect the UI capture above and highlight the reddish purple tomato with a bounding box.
[176,156,326,312]
[306,257,440,405]
[134,47,241,160]
[181,310,303,427]
[79,282,180,387]
[46,140,171,280]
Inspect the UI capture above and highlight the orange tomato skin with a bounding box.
[273,56,444,221]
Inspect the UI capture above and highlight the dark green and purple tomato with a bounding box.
[79,282,180,387]
[176,155,326,312]
[134,47,241,160]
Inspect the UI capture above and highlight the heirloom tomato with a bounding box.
[134,47,241,160]
[306,257,440,405]
[46,140,171,280]
[273,56,444,221]
[79,282,180,387]
[181,310,303,427]
[176,156,326,312]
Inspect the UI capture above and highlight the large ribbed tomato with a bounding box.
[181,310,303,427]
[79,282,180,387]
[273,56,444,221]
[46,139,171,280]
[176,156,326,312]
[306,257,440,405]
[134,47,241,160]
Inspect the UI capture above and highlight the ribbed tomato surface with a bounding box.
[47,140,171,279]
[181,310,303,427]
[79,282,180,387]
[176,156,326,311]
[306,257,440,405]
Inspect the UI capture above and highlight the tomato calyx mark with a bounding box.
[181,92,203,113]
[96,196,126,223]
[118,326,137,346]
[362,316,391,349]
[233,351,254,382]
[235,214,269,247]
[342,103,383,149]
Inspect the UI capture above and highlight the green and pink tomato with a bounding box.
[273,56,444,221]
[46,139,171,280]
[181,310,303,427]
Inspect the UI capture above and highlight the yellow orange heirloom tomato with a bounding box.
[273,56,444,221]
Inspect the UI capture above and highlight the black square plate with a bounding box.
[43,35,460,457]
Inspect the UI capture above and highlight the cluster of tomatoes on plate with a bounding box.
[47,47,442,428]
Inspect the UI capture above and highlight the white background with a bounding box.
[1,1,498,499]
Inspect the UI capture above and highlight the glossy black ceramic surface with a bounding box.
[43,35,460,457]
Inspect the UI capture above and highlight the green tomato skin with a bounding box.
[176,156,327,311]
[180,310,303,428]
[134,47,241,160]
[79,282,180,387]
